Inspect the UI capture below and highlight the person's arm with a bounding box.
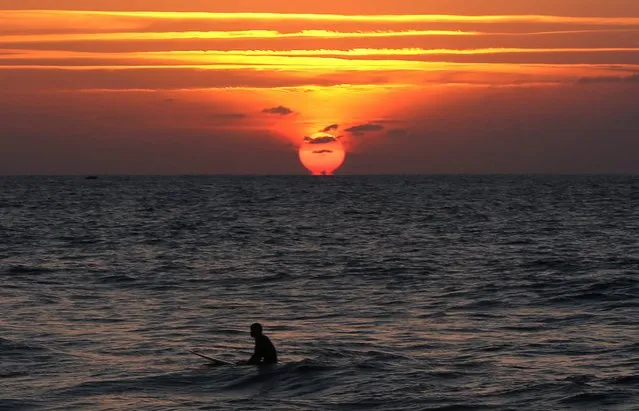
[247,339,263,364]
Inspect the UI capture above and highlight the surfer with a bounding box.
[244,323,278,365]
[190,323,277,366]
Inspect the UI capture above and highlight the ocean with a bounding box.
[1,175,638,411]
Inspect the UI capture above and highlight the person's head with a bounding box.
[250,323,263,338]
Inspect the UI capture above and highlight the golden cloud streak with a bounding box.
[218,47,639,56]
[3,10,637,91]
[4,10,639,26]
[0,30,479,44]
[4,47,639,60]
[3,47,637,89]
[2,60,637,75]
[4,29,639,45]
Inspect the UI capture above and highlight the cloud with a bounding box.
[577,74,639,84]
[262,105,294,116]
[210,112,247,119]
[304,135,337,144]
[313,150,333,154]
[6,10,639,27]
[321,124,339,132]
[345,123,385,135]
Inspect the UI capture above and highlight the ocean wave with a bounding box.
[254,272,292,283]
[624,342,639,352]
[519,258,585,272]
[609,375,639,386]
[0,370,29,379]
[559,391,615,404]
[4,265,56,275]
[0,399,42,411]
[0,337,48,353]
[55,360,341,399]
[96,274,138,284]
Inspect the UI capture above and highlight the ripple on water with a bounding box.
[4,265,56,275]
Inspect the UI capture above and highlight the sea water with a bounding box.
[1,176,638,410]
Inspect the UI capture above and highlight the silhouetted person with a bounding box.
[246,323,277,365]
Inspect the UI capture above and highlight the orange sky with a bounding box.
[1,0,638,174]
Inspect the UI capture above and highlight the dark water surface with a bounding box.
[1,176,638,410]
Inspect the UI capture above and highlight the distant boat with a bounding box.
[85,176,98,180]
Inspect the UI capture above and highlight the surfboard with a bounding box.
[189,350,234,366]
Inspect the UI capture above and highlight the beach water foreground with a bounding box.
[1,176,638,410]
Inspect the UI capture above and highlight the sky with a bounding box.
[1,0,638,174]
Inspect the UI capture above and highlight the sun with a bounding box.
[298,132,346,175]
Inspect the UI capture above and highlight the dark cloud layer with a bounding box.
[321,124,339,132]
[345,123,385,135]
[577,73,639,84]
[304,136,337,144]
[262,105,294,115]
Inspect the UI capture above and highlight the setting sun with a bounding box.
[298,132,346,175]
